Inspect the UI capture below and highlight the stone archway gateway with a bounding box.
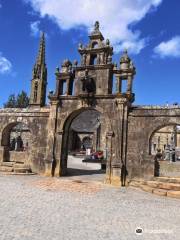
[60,109,104,177]
[1,22,180,186]
[45,22,136,185]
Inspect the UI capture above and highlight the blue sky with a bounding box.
[0,0,180,107]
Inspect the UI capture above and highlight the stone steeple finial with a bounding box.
[120,49,130,65]
[89,21,104,41]
[94,21,100,31]
[29,32,47,107]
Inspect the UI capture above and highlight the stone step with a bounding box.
[0,162,14,167]
[13,167,31,174]
[129,179,180,199]
[140,185,154,193]
[153,177,180,184]
[0,166,13,172]
[153,188,167,197]
[167,191,180,199]
[14,163,26,168]
[0,161,32,174]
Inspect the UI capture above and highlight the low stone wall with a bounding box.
[159,161,180,177]
[9,151,29,163]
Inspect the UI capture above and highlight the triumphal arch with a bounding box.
[0,22,180,185]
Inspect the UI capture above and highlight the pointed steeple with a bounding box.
[29,32,47,107]
[36,32,45,66]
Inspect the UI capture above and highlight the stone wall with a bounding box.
[127,106,180,179]
[0,107,50,173]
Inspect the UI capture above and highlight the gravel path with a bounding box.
[0,173,180,240]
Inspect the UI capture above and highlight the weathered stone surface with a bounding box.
[146,181,159,188]
[167,191,180,199]
[1,22,180,187]
[158,182,180,191]
[140,185,154,193]
[153,189,167,197]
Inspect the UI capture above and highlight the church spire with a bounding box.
[36,32,45,66]
[29,32,47,107]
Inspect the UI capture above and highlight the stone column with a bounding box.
[115,75,121,93]
[127,75,133,93]
[66,79,70,95]
[45,100,58,176]
[105,131,114,184]
[110,98,129,186]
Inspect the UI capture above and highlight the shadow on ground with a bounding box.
[65,168,106,177]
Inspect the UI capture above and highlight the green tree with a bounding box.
[16,91,29,108]
[4,94,16,108]
[4,91,29,108]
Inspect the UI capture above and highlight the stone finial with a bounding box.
[120,49,131,71]
[94,21,100,31]
[106,39,110,46]
[78,43,83,49]
[61,59,72,73]
[113,62,117,70]
[120,49,130,64]
[129,60,135,70]
[55,67,59,73]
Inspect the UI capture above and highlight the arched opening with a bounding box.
[90,54,97,65]
[1,122,31,163]
[112,75,116,94]
[92,41,98,49]
[60,109,106,179]
[149,124,180,177]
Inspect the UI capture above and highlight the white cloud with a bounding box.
[154,36,180,58]
[25,0,163,54]
[30,20,41,36]
[0,53,12,74]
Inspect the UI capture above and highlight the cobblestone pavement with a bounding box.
[0,173,180,240]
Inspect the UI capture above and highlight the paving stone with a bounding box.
[0,173,180,240]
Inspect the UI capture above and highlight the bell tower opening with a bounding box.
[90,54,98,65]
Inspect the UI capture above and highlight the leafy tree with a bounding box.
[4,91,29,108]
[16,91,29,108]
[4,94,16,108]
